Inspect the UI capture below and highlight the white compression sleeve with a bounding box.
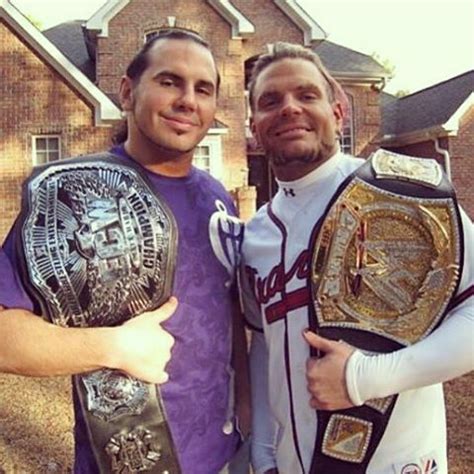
[346,301,474,406]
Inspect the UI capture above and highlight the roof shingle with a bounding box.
[382,70,474,136]
[44,21,95,82]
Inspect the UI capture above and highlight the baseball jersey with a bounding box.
[241,151,474,474]
[0,144,244,474]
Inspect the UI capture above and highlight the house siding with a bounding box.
[0,19,112,241]
[450,105,474,218]
[386,105,474,219]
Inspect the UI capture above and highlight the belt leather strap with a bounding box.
[309,149,463,473]
[16,152,181,473]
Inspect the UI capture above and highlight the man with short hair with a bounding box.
[1,31,249,474]
[241,42,473,474]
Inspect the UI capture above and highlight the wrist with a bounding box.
[345,349,365,406]
[94,326,124,371]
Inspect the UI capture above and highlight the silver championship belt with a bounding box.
[309,149,463,474]
[16,152,181,473]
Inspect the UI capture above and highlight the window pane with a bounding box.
[36,138,47,150]
[194,145,211,172]
[145,31,158,43]
[48,151,60,162]
[194,145,210,158]
[36,151,48,164]
[194,157,210,172]
[339,93,354,154]
[47,137,59,151]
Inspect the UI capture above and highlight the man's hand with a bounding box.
[303,330,355,411]
[111,297,178,384]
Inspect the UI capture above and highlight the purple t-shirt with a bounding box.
[0,146,244,473]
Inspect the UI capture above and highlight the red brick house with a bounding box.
[380,71,474,217]
[0,0,471,241]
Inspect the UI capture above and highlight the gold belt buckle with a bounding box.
[312,178,461,346]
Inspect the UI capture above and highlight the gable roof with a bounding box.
[0,0,120,124]
[85,0,325,42]
[314,40,388,82]
[43,20,387,87]
[381,70,474,143]
[44,21,95,81]
[272,0,326,44]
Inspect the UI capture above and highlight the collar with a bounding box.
[276,151,345,198]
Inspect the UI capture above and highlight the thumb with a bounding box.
[149,296,179,323]
[303,330,338,353]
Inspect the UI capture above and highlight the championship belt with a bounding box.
[309,149,463,474]
[16,153,181,473]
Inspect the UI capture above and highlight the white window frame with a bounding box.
[32,135,61,165]
[144,30,159,43]
[340,94,354,155]
[194,135,223,179]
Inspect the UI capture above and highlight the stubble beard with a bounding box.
[135,113,197,159]
[269,137,337,168]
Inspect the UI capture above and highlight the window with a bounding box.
[194,145,211,173]
[144,24,202,44]
[144,30,159,43]
[340,94,354,155]
[32,135,61,165]
[193,136,223,179]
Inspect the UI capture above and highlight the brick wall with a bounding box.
[236,0,304,57]
[450,105,474,218]
[343,85,382,158]
[386,105,474,220]
[0,20,113,242]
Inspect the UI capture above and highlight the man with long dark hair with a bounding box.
[0,31,249,474]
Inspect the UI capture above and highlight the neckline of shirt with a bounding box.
[275,151,345,196]
[110,145,199,185]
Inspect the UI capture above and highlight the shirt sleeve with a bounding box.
[346,208,474,405]
[238,260,278,472]
[0,226,34,311]
[250,331,279,474]
[238,261,264,332]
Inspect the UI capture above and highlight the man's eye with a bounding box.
[301,93,317,101]
[160,79,175,87]
[197,87,212,96]
[260,98,277,109]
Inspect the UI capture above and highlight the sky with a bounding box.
[10,0,474,95]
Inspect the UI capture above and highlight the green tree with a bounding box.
[26,14,42,30]
[395,89,411,97]
[372,51,396,79]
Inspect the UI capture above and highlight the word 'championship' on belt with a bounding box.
[309,149,463,474]
[16,152,181,473]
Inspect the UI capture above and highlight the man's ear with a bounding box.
[250,116,260,145]
[119,76,134,112]
[332,101,344,132]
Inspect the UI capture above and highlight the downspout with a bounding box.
[434,137,451,180]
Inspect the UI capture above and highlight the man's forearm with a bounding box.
[346,306,474,405]
[0,308,117,376]
[0,297,177,381]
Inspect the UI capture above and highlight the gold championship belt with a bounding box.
[16,153,181,473]
[309,149,463,474]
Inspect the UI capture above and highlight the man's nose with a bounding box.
[280,95,302,116]
[175,86,197,111]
